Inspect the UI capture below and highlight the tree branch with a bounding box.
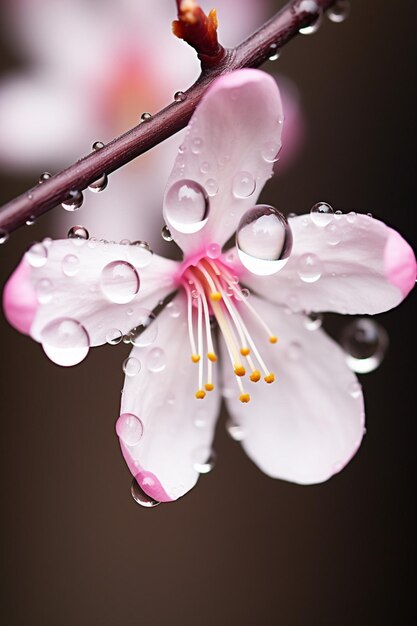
[0,0,338,235]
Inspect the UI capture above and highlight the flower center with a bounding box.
[178,254,277,403]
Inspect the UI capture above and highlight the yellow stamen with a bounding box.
[239,393,250,403]
[250,370,261,383]
[264,373,275,384]
[204,383,214,392]
[210,291,222,302]
[234,365,246,377]
[191,354,201,363]
[195,389,206,399]
[207,352,217,362]
[269,335,278,344]
[240,347,250,356]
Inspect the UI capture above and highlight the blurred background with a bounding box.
[0,1,416,624]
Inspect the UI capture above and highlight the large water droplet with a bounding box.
[297,253,323,283]
[127,241,153,268]
[0,228,9,244]
[40,318,89,366]
[88,173,108,193]
[131,477,160,507]
[310,202,334,227]
[340,318,388,373]
[116,413,144,446]
[62,190,84,211]
[192,447,216,474]
[236,205,293,275]
[299,1,322,34]
[165,179,209,234]
[122,356,141,377]
[26,242,48,267]
[232,171,256,198]
[129,310,157,347]
[62,254,80,277]
[100,261,139,304]
[146,347,166,372]
[327,0,350,23]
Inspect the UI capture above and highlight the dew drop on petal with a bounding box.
[131,477,160,507]
[205,178,218,197]
[206,243,221,259]
[174,90,186,102]
[261,141,281,163]
[122,357,141,377]
[40,318,89,366]
[165,179,209,234]
[161,225,173,242]
[62,254,80,277]
[129,310,157,347]
[325,221,342,246]
[88,173,108,193]
[346,211,357,224]
[106,328,123,345]
[116,413,144,446]
[39,172,51,183]
[232,171,256,198]
[200,161,210,174]
[310,202,334,227]
[340,318,388,373]
[236,205,293,276]
[62,190,84,211]
[297,253,323,283]
[191,137,203,154]
[146,347,166,372]
[327,0,350,23]
[100,261,139,304]
[35,278,53,304]
[226,419,246,441]
[304,312,323,330]
[26,242,48,267]
[287,341,302,361]
[0,228,9,244]
[192,447,216,474]
[349,381,362,399]
[127,240,153,268]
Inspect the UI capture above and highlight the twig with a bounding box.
[0,0,337,235]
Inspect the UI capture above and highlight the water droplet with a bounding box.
[100,261,140,304]
[67,225,89,240]
[200,161,210,174]
[26,242,48,267]
[191,137,203,154]
[166,301,181,318]
[62,254,80,277]
[131,477,160,507]
[127,241,153,268]
[261,141,281,163]
[40,318,89,366]
[340,318,388,373]
[304,312,323,330]
[116,413,143,446]
[62,190,84,211]
[299,1,322,34]
[206,243,221,259]
[346,211,356,224]
[192,447,216,474]
[92,141,105,151]
[287,341,302,360]
[141,112,152,122]
[205,178,218,196]
[106,328,123,345]
[310,202,334,227]
[0,228,9,244]
[349,381,362,399]
[325,221,342,246]
[327,0,350,23]
[146,347,166,372]
[26,215,36,226]
[161,225,173,242]
[129,310,157,347]
[174,90,186,102]
[297,253,323,283]
[88,173,108,193]
[165,179,209,234]
[122,356,141,377]
[334,210,343,220]
[236,205,293,275]
[232,171,256,198]
[226,419,246,441]
[268,43,280,61]
[39,172,51,183]
[35,278,53,303]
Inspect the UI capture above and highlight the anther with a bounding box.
[249,370,261,383]
[195,389,206,399]
[234,365,246,377]
[192,354,201,363]
[240,347,250,356]
[269,336,278,344]
[204,383,214,392]
[207,352,217,362]
[239,393,251,403]
[210,291,222,302]
[264,373,275,384]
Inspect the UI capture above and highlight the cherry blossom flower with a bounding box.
[3,69,415,504]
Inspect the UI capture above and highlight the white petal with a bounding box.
[118,294,221,501]
[163,69,284,255]
[3,239,178,350]
[220,295,365,484]
[242,213,416,314]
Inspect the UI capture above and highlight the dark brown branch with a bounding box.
[172,0,225,68]
[0,0,338,235]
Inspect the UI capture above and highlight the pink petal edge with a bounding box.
[120,443,173,503]
[3,260,38,335]
[384,228,416,297]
